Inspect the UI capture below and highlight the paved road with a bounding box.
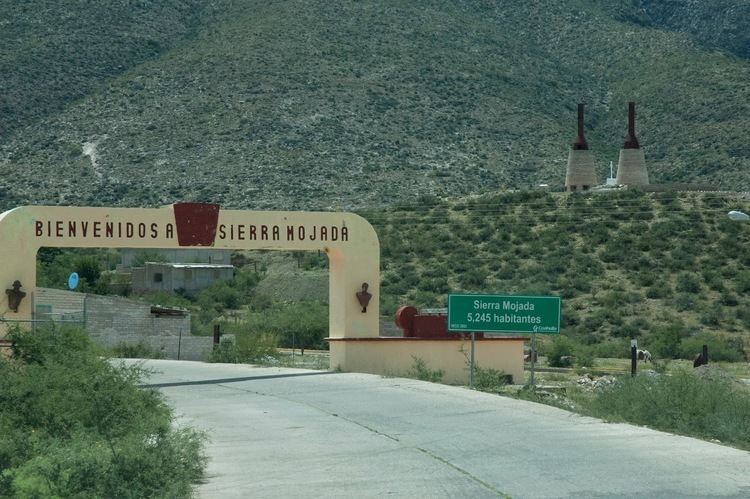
[130,359,750,498]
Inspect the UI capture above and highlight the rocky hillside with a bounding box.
[1,0,749,211]
[604,0,750,59]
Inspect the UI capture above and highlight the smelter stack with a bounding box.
[615,102,649,186]
[565,103,597,191]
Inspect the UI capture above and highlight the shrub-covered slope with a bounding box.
[369,190,750,359]
[0,0,217,137]
[1,0,749,210]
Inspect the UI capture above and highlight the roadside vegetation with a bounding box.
[0,325,206,497]
[511,361,750,451]
[583,367,750,450]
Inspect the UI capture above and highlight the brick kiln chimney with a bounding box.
[565,103,597,191]
[615,102,649,186]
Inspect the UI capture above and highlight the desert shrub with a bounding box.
[209,332,278,363]
[237,301,328,353]
[648,324,684,359]
[457,268,486,288]
[583,368,750,450]
[473,366,511,391]
[574,346,595,368]
[547,336,574,367]
[418,276,450,294]
[719,291,739,307]
[0,325,206,497]
[679,332,744,362]
[702,270,726,292]
[646,281,672,299]
[408,356,444,383]
[673,293,696,312]
[209,338,241,363]
[676,272,702,293]
[591,339,630,359]
[734,271,750,294]
[110,342,164,359]
[612,321,639,339]
[699,306,723,327]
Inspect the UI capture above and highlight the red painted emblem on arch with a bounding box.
[173,202,220,246]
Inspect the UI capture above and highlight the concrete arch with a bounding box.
[0,204,379,341]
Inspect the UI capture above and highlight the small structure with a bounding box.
[118,248,232,269]
[615,102,649,186]
[565,103,598,191]
[132,262,234,295]
[329,306,524,384]
[396,306,482,340]
[605,161,617,186]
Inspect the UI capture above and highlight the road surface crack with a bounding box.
[415,447,509,498]
[329,413,400,442]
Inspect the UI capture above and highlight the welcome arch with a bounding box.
[0,203,380,367]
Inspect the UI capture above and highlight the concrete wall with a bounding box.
[119,248,232,268]
[329,337,525,384]
[34,287,85,321]
[33,287,211,361]
[132,263,234,294]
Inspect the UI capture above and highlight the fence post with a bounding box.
[630,341,637,377]
[176,328,182,360]
[213,324,221,348]
[702,344,708,365]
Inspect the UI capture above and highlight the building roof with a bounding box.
[144,262,234,270]
[150,305,189,317]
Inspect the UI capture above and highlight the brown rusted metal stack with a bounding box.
[565,103,598,191]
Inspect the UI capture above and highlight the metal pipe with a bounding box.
[573,103,589,150]
[624,101,640,149]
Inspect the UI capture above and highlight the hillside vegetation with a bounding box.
[365,190,750,360]
[34,190,750,361]
[1,0,749,211]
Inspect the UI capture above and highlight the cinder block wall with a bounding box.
[34,288,211,361]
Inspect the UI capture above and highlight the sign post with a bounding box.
[470,332,476,388]
[448,294,561,387]
[530,333,537,386]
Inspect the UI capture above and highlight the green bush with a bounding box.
[209,332,279,364]
[547,336,574,368]
[679,332,744,362]
[209,338,241,363]
[646,281,672,299]
[676,272,702,293]
[408,356,444,383]
[473,366,511,391]
[0,325,206,497]
[573,347,595,368]
[649,324,684,359]
[591,339,630,359]
[110,342,164,359]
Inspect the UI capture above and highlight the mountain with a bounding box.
[1,0,749,211]
[603,0,750,59]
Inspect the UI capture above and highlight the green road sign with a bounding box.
[447,294,560,334]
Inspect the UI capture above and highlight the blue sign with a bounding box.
[68,272,79,290]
